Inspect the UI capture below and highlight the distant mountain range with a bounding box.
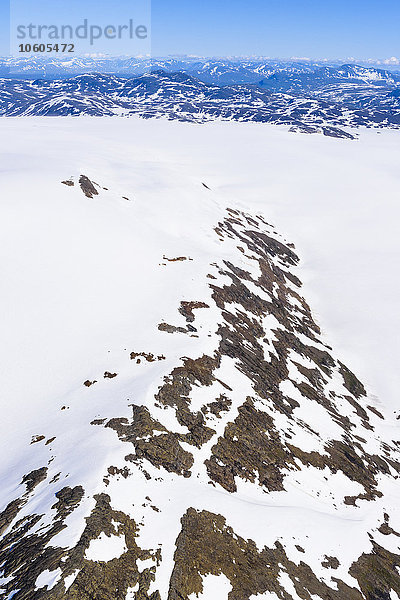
[3,56,400,84]
[2,58,400,137]
[0,56,324,82]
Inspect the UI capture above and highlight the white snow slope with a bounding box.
[0,117,399,600]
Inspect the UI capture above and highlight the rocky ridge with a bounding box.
[0,180,399,599]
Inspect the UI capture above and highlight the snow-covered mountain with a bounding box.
[0,117,400,600]
[258,64,400,92]
[2,57,400,136]
[3,69,400,137]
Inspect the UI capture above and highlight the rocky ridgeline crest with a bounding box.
[0,200,399,599]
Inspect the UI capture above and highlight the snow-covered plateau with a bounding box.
[0,117,399,600]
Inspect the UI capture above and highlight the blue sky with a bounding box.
[1,0,400,60]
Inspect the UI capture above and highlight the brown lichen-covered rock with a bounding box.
[79,175,99,198]
[168,508,365,600]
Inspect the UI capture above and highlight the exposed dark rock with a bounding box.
[203,394,232,418]
[162,256,189,262]
[158,322,187,334]
[130,351,165,362]
[104,371,117,379]
[206,398,292,492]
[339,361,367,398]
[21,467,48,493]
[31,435,45,444]
[84,380,97,387]
[106,406,194,477]
[79,175,99,198]
[350,543,400,600]
[178,301,210,322]
[168,508,365,600]
[322,555,340,569]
